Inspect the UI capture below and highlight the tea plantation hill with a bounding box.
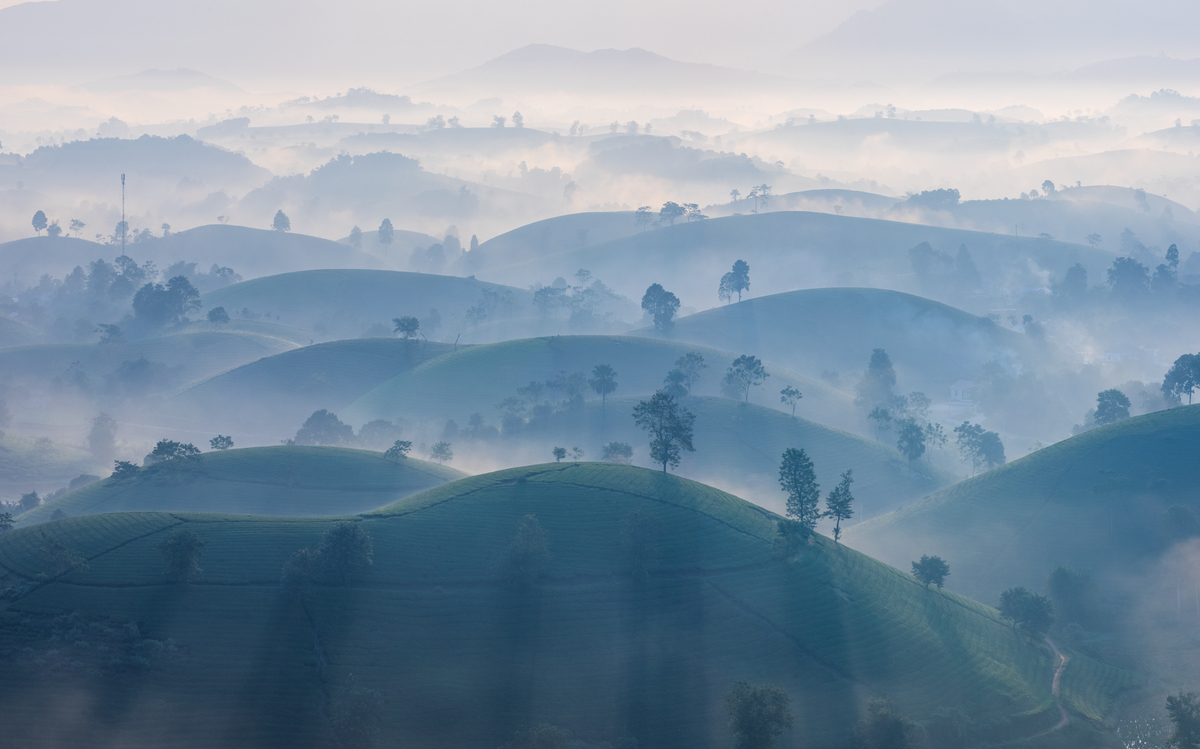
[340,335,859,433]
[0,430,102,497]
[634,288,1046,398]
[845,405,1200,603]
[0,314,41,348]
[506,395,956,518]
[14,446,465,527]
[0,225,388,284]
[201,269,534,342]
[464,211,1113,312]
[0,464,1131,748]
[165,338,459,438]
[454,210,640,275]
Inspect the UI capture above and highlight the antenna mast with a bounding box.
[120,173,126,254]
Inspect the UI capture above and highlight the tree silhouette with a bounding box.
[392,316,420,339]
[896,419,927,470]
[998,586,1054,636]
[780,386,802,417]
[824,469,854,543]
[675,353,706,394]
[725,355,769,402]
[1166,692,1200,749]
[32,210,47,235]
[780,448,820,533]
[1094,389,1131,425]
[641,283,681,333]
[725,681,794,749]
[272,210,291,232]
[911,555,949,587]
[658,201,685,226]
[589,364,618,409]
[632,390,695,473]
[378,218,394,246]
[1163,354,1200,404]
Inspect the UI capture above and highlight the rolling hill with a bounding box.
[0,463,1130,748]
[341,335,857,432]
[201,269,533,342]
[456,210,641,275]
[845,405,1200,603]
[0,431,103,498]
[14,446,464,526]
[636,287,1045,398]
[165,338,460,439]
[466,211,1112,313]
[504,395,956,517]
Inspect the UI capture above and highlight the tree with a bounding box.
[641,283,681,333]
[384,440,412,460]
[953,421,998,475]
[378,218,394,246]
[46,220,62,237]
[663,369,689,398]
[632,390,695,473]
[157,528,205,582]
[552,446,567,462]
[854,699,919,749]
[18,491,41,513]
[675,353,706,394]
[69,218,86,237]
[779,448,820,533]
[719,273,736,304]
[1168,243,1181,271]
[209,435,233,450]
[146,439,201,464]
[88,412,117,463]
[1094,388,1131,425]
[132,275,201,326]
[998,586,1054,636]
[727,259,750,301]
[512,111,524,128]
[392,315,420,339]
[725,682,794,749]
[602,441,634,464]
[503,514,548,587]
[32,210,47,235]
[491,115,506,128]
[293,409,355,446]
[1107,256,1150,300]
[978,431,1006,470]
[429,441,453,463]
[0,512,13,534]
[589,364,618,408]
[349,225,362,249]
[726,355,769,402]
[867,407,892,440]
[824,469,854,543]
[1166,692,1200,749]
[729,188,741,204]
[207,306,230,325]
[1059,263,1088,300]
[659,201,685,226]
[272,210,291,232]
[1163,354,1200,404]
[856,348,898,408]
[896,419,927,469]
[317,522,373,581]
[911,554,950,587]
[779,386,802,417]
[111,460,139,482]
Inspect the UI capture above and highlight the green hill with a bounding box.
[636,287,1045,397]
[0,464,1130,748]
[16,446,464,526]
[201,269,533,342]
[165,338,460,437]
[341,335,857,432]
[508,395,956,518]
[465,211,1113,314]
[0,430,103,498]
[845,405,1200,603]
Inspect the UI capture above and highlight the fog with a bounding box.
[3,0,1200,747]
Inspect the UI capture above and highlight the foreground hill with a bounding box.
[341,335,856,431]
[201,269,533,342]
[16,446,464,527]
[166,338,459,438]
[846,405,1200,602]
[639,288,1044,396]
[0,464,1128,747]
[511,396,956,516]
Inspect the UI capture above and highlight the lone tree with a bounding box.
[720,259,751,302]
[780,386,802,417]
[659,201,686,226]
[207,306,230,325]
[392,315,420,339]
[725,355,769,402]
[1094,388,1131,425]
[209,435,234,451]
[642,283,681,333]
[589,364,618,409]
[272,209,291,232]
[854,699,920,749]
[503,513,548,587]
[780,448,821,533]
[552,446,567,462]
[429,441,453,463]
[1163,353,1200,404]
[32,210,47,235]
[998,586,1054,636]
[954,421,1005,475]
[317,522,374,581]
[632,390,695,473]
[384,440,412,460]
[911,555,950,587]
[675,352,707,394]
[601,441,634,464]
[1166,692,1200,749]
[157,528,205,583]
[378,218,394,246]
[824,469,855,543]
[855,348,898,408]
[896,419,927,470]
[348,225,362,249]
[725,681,794,749]
[293,409,355,446]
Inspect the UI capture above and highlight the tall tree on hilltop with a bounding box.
[824,469,854,543]
[378,218,394,247]
[641,283,681,333]
[589,364,618,410]
[632,390,695,473]
[725,355,770,402]
[779,448,820,533]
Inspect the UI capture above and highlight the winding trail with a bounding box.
[1031,637,1071,738]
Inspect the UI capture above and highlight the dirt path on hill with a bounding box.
[1030,637,1071,738]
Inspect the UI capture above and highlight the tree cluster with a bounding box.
[997,586,1054,636]
[723,355,769,402]
[953,422,1006,475]
[719,259,751,304]
[663,352,707,399]
[281,522,374,596]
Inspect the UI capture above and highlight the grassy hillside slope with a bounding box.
[466,211,1112,313]
[846,405,1200,602]
[202,269,533,342]
[341,335,856,431]
[456,211,639,273]
[637,287,1044,395]
[0,464,1130,748]
[165,338,459,437]
[16,446,464,526]
[518,395,956,517]
[0,315,41,348]
[0,431,102,497]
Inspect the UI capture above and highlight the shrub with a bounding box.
[317,523,373,581]
[157,528,205,582]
